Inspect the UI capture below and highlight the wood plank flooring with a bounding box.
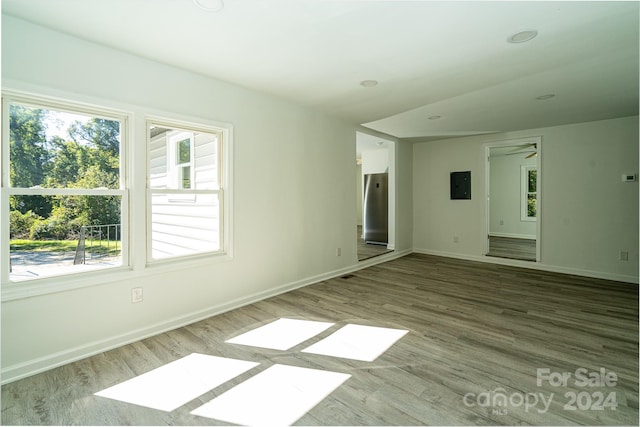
[487,236,537,261]
[357,225,393,260]
[2,254,638,425]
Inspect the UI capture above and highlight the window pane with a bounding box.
[527,194,537,218]
[528,169,537,193]
[178,138,190,164]
[150,192,221,259]
[9,195,122,281]
[9,104,121,189]
[181,166,191,189]
[148,122,222,261]
[149,125,218,190]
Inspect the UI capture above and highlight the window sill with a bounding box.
[1,265,134,302]
[1,251,232,302]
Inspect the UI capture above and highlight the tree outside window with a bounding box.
[4,98,127,282]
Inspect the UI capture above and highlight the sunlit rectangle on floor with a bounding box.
[94,353,259,411]
[225,318,334,350]
[302,324,409,361]
[191,364,350,425]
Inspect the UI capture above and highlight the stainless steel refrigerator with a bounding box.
[363,173,388,245]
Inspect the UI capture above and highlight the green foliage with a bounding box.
[526,169,537,217]
[69,118,120,157]
[527,196,537,218]
[45,137,88,187]
[528,169,537,193]
[9,194,52,218]
[10,239,78,252]
[9,105,50,187]
[9,106,121,240]
[9,210,42,239]
[10,239,120,255]
[9,106,53,217]
[30,204,87,240]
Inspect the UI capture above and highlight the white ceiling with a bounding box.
[2,0,638,141]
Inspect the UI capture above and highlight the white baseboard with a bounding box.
[489,232,536,240]
[0,249,411,385]
[413,248,639,285]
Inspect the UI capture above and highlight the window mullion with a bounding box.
[7,188,126,196]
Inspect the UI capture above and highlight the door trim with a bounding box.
[484,137,542,262]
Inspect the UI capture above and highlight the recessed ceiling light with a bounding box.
[428,115,441,120]
[360,80,378,88]
[536,94,556,100]
[193,0,224,12]
[507,30,538,44]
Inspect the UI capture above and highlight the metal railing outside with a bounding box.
[74,224,121,265]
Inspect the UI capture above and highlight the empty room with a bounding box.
[1,1,638,426]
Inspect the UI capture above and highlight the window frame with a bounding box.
[1,89,234,301]
[521,165,537,222]
[1,91,130,290]
[146,116,229,265]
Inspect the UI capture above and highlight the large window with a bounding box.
[147,120,225,261]
[2,95,128,282]
[2,91,231,294]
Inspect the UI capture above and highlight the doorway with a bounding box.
[356,132,395,261]
[485,138,541,262]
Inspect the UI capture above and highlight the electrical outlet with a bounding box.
[453,236,460,243]
[132,287,143,303]
[336,247,342,256]
[619,251,629,261]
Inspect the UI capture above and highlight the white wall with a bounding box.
[413,116,639,283]
[489,153,537,238]
[1,16,417,382]
[361,149,389,174]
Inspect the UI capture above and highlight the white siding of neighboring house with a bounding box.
[149,130,221,259]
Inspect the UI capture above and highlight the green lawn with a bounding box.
[10,239,121,254]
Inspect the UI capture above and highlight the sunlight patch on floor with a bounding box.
[94,353,258,411]
[303,324,409,361]
[93,319,409,424]
[225,317,334,350]
[191,364,350,425]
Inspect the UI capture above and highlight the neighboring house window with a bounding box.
[147,120,225,261]
[171,132,194,190]
[2,94,128,283]
[521,166,537,221]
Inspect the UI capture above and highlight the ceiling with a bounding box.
[2,0,638,141]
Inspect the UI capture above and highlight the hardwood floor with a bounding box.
[2,254,638,425]
[357,225,393,260]
[487,236,537,261]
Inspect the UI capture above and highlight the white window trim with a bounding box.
[521,165,537,222]
[146,117,229,265]
[1,88,234,302]
[1,91,131,293]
